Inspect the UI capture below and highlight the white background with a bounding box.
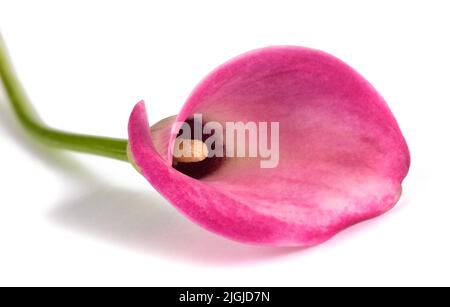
[0,0,449,286]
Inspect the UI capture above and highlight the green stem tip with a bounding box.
[0,36,130,162]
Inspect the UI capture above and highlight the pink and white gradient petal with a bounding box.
[128,46,410,246]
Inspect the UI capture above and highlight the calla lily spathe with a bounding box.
[128,46,410,247]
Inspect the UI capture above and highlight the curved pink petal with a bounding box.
[129,46,410,246]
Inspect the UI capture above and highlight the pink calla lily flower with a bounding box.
[128,46,410,247]
[0,38,409,247]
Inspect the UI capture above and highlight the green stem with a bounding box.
[0,37,130,162]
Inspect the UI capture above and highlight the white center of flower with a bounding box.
[173,138,209,163]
